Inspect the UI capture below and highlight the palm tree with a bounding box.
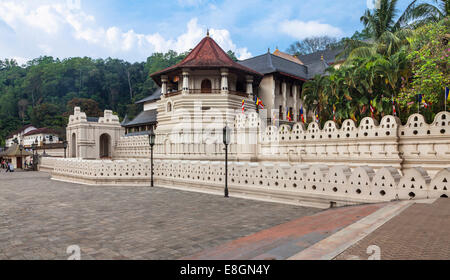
[406,0,449,26]
[302,75,328,121]
[339,0,429,63]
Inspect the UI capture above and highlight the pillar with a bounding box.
[282,81,287,120]
[246,75,253,95]
[221,68,229,94]
[161,75,168,95]
[293,84,298,121]
[182,69,189,95]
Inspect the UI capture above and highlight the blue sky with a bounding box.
[0,0,428,64]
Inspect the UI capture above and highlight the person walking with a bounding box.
[8,162,14,172]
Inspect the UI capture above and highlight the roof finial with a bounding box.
[206,29,210,37]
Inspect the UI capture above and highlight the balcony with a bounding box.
[164,89,248,98]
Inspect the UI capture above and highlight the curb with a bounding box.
[287,200,413,260]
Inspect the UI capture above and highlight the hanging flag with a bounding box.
[287,110,292,121]
[422,97,429,108]
[418,94,428,108]
[392,98,397,116]
[256,97,264,109]
[241,99,245,113]
[333,105,336,122]
[315,112,319,123]
[300,105,305,123]
[446,87,449,101]
[369,100,374,118]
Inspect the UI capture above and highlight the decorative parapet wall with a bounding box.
[45,157,449,208]
[112,111,450,176]
[259,112,450,175]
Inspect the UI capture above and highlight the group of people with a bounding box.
[1,159,14,172]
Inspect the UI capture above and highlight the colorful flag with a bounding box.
[333,105,336,122]
[300,105,305,123]
[418,94,428,108]
[256,97,264,109]
[369,100,374,118]
[315,112,319,123]
[392,98,397,116]
[287,110,292,121]
[446,87,449,101]
[241,99,245,113]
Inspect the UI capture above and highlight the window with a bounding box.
[236,81,244,92]
[279,105,283,120]
[201,79,212,93]
[167,102,172,112]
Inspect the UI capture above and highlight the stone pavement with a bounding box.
[0,172,320,260]
[335,198,450,260]
[183,203,385,260]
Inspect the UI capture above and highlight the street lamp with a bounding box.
[148,130,156,187]
[223,124,231,198]
[19,144,23,169]
[32,139,38,171]
[63,141,68,158]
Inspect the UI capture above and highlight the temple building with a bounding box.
[124,35,342,132]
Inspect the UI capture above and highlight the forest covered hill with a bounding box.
[0,50,240,146]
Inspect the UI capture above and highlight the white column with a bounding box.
[293,84,298,121]
[221,68,229,94]
[161,75,168,95]
[246,75,253,95]
[182,69,189,95]
[282,81,287,120]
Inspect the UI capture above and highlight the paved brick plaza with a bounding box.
[0,172,320,260]
[335,198,450,260]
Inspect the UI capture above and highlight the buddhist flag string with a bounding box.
[445,87,449,112]
[300,105,305,123]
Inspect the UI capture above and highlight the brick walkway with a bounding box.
[0,172,319,260]
[183,203,384,260]
[335,198,450,260]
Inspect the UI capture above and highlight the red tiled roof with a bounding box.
[23,128,58,137]
[6,124,36,138]
[151,36,262,83]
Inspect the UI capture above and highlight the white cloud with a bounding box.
[177,0,206,7]
[0,1,251,62]
[279,19,343,40]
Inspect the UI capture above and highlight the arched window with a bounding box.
[167,102,172,112]
[201,79,212,93]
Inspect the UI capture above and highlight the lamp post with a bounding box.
[223,124,231,198]
[32,139,38,171]
[19,144,23,169]
[148,130,155,187]
[63,141,68,158]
